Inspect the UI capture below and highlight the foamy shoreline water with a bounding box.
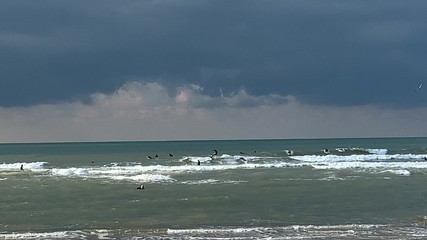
[3,224,427,240]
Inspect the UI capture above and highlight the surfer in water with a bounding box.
[137,184,145,190]
[211,149,218,159]
[20,164,24,171]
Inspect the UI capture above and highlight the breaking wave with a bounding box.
[2,146,427,183]
[3,224,427,239]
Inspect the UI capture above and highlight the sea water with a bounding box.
[1,138,427,239]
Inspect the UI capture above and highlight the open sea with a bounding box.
[2,137,427,239]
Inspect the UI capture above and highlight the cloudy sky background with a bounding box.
[1,0,427,143]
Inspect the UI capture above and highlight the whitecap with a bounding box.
[45,162,305,184]
[109,173,174,182]
[49,166,174,183]
[367,148,388,155]
[0,229,115,240]
[180,154,271,165]
[291,154,427,162]
[0,162,47,171]
[381,169,411,176]
[181,179,219,185]
[167,224,391,239]
[347,147,388,155]
[0,230,85,240]
[51,167,89,177]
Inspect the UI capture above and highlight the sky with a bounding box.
[1,0,427,143]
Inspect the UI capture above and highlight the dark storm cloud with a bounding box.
[1,0,427,107]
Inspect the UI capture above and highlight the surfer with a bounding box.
[211,149,218,158]
[197,160,201,165]
[169,153,174,157]
[285,150,294,156]
[20,164,24,171]
[137,184,145,190]
[323,148,330,155]
[147,155,153,159]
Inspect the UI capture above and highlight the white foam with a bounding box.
[336,148,346,153]
[367,148,388,155]
[51,167,90,177]
[308,160,426,172]
[345,147,388,154]
[167,224,388,238]
[181,179,219,185]
[4,152,424,183]
[0,162,47,171]
[291,153,427,162]
[167,227,259,234]
[49,165,175,183]
[109,173,173,182]
[181,179,246,185]
[156,162,302,173]
[289,154,427,176]
[45,155,424,183]
[381,169,411,176]
[286,224,385,231]
[180,154,271,164]
[0,229,115,240]
[0,231,84,239]
[181,156,212,163]
[44,162,305,184]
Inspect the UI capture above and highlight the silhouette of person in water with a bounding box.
[211,150,218,158]
[137,184,145,190]
[20,164,24,171]
[197,160,201,165]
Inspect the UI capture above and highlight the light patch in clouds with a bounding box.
[175,84,292,109]
[357,20,419,44]
[0,81,426,143]
[0,33,44,48]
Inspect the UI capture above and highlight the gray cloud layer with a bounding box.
[1,1,427,142]
[1,81,426,143]
[1,0,427,108]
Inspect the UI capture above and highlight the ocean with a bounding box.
[2,138,427,239]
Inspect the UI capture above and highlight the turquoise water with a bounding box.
[1,138,427,239]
